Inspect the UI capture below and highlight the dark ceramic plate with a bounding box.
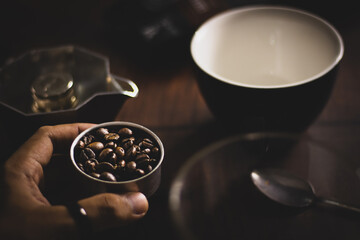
[169,132,360,240]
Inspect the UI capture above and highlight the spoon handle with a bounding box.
[319,198,360,214]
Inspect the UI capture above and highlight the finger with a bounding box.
[0,192,148,239]
[48,123,96,154]
[4,123,95,207]
[78,192,149,232]
[7,123,95,168]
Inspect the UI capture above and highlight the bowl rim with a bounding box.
[190,5,344,89]
[70,121,164,184]
[168,132,304,239]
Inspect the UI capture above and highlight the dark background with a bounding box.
[0,1,359,239]
[0,0,356,68]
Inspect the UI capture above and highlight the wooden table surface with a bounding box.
[1,1,359,239]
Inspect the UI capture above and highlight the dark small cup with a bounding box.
[191,6,344,131]
[70,121,164,197]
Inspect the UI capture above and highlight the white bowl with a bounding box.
[191,5,343,89]
[191,6,344,130]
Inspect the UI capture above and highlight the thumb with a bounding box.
[78,192,148,232]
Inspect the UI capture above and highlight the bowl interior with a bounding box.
[169,132,360,239]
[191,6,344,88]
[70,121,164,184]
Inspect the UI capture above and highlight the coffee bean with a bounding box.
[98,148,114,162]
[115,146,125,158]
[96,162,115,173]
[74,126,161,182]
[118,127,133,136]
[152,147,159,154]
[90,172,101,178]
[76,140,85,149]
[136,169,145,176]
[87,142,104,153]
[137,158,150,167]
[82,135,95,145]
[127,161,136,172]
[135,153,150,162]
[105,141,117,149]
[84,158,98,173]
[141,148,151,154]
[117,159,126,168]
[88,158,99,167]
[96,128,109,138]
[146,165,153,173]
[140,138,154,148]
[148,158,157,164]
[106,152,116,164]
[100,172,116,182]
[78,163,84,171]
[114,162,126,175]
[80,148,96,161]
[122,137,134,149]
[104,133,120,141]
[125,145,137,159]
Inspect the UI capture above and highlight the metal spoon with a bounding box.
[251,168,360,213]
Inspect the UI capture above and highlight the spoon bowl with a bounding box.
[251,168,360,213]
[251,169,315,208]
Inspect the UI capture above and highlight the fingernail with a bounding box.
[127,192,149,215]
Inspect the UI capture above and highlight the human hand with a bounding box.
[0,123,149,240]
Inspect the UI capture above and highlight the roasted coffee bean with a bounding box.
[136,169,145,176]
[135,145,141,152]
[84,163,95,173]
[78,163,84,171]
[76,140,85,149]
[114,163,126,175]
[141,148,151,154]
[104,133,120,141]
[87,142,104,153]
[140,138,154,148]
[135,153,150,162]
[126,161,136,172]
[85,163,96,172]
[122,137,135,149]
[109,152,117,164]
[100,172,116,182]
[96,128,109,138]
[118,127,133,136]
[148,158,157,164]
[90,172,101,178]
[98,148,114,162]
[139,158,157,169]
[80,148,96,161]
[89,158,99,164]
[82,135,95,145]
[88,158,99,166]
[117,159,126,168]
[74,126,161,182]
[115,146,125,158]
[96,162,115,173]
[84,158,99,173]
[137,158,151,169]
[152,147,159,154]
[105,141,117,149]
[104,152,117,164]
[146,165,153,173]
[125,145,137,159]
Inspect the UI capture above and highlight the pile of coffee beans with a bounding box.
[74,126,161,182]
